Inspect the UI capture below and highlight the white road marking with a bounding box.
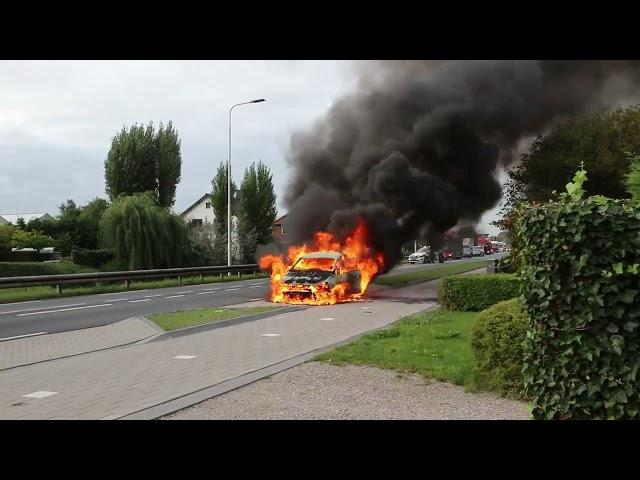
[261,333,280,337]
[249,298,264,301]
[225,288,240,291]
[173,355,197,360]
[164,295,184,299]
[109,298,130,302]
[23,391,58,399]
[0,302,87,316]
[249,285,262,288]
[196,290,218,295]
[320,317,335,321]
[0,300,41,306]
[17,303,113,316]
[0,332,48,342]
[129,299,150,303]
[176,291,194,294]
[143,294,162,298]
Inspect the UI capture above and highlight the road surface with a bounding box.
[0,254,503,340]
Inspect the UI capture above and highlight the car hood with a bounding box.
[282,270,334,285]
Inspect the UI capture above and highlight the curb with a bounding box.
[118,302,439,420]
[0,318,159,372]
[137,305,307,344]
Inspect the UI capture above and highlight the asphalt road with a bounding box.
[0,277,271,340]
[0,254,504,340]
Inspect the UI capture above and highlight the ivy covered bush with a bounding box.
[519,168,640,419]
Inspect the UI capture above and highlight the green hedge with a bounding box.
[0,251,53,262]
[438,273,520,311]
[519,172,640,419]
[0,261,95,278]
[71,249,113,268]
[471,298,529,397]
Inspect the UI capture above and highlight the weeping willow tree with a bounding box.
[99,192,190,270]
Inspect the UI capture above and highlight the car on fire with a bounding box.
[280,251,362,301]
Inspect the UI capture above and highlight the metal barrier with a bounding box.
[0,264,261,292]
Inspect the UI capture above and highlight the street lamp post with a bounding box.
[228,98,265,266]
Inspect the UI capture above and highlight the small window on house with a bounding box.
[205,202,211,209]
[281,225,286,236]
[191,219,203,227]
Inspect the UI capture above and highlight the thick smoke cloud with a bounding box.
[270,61,640,271]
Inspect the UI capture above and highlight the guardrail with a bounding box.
[0,264,261,293]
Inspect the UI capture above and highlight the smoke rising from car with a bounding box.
[261,60,640,271]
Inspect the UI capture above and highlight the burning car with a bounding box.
[280,251,361,304]
[259,220,384,306]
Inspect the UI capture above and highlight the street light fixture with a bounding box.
[227,98,266,266]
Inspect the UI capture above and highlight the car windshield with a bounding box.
[290,256,336,272]
[416,247,429,253]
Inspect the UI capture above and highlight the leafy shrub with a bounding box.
[71,249,114,269]
[0,261,95,277]
[0,251,53,262]
[438,273,520,311]
[471,298,529,397]
[519,168,640,419]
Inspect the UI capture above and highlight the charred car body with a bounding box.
[281,251,362,302]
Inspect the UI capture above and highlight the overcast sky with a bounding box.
[0,60,502,234]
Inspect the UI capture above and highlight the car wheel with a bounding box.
[421,256,427,264]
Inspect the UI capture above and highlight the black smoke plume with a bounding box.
[262,61,640,272]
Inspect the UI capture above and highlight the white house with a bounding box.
[180,194,215,226]
[0,212,54,225]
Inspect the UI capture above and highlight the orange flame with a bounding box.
[259,219,384,305]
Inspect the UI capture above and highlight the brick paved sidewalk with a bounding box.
[0,318,161,371]
[0,295,433,419]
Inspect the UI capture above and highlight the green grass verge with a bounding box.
[0,273,269,305]
[148,305,282,331]
[374,260,486,287]
[315,308,482,390]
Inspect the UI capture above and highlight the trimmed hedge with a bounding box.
[0,261,95,278]
[519,170,640,420]
[438,273,520,311]
[71,249,113,269]
[471,298,529,397]
[0,251,53,262]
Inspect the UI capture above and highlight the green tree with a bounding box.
[0,225,17,251]
[99,192,190,270]
[156,122,182,209]
[104,122,182,208]
[210,161,238,263]
[12,230,55,250]
[494,106,640,240]
[237,161,277,263]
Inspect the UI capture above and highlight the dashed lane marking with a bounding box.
[23,391,58,399]
[164,295,185,299]
[1,303,87,316]
[17,304,113,316]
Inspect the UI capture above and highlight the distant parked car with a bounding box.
[472,245,485,257]
[408,246,432,264]
[463,245,473,258]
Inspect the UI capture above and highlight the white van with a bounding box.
[472,245,485,257]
